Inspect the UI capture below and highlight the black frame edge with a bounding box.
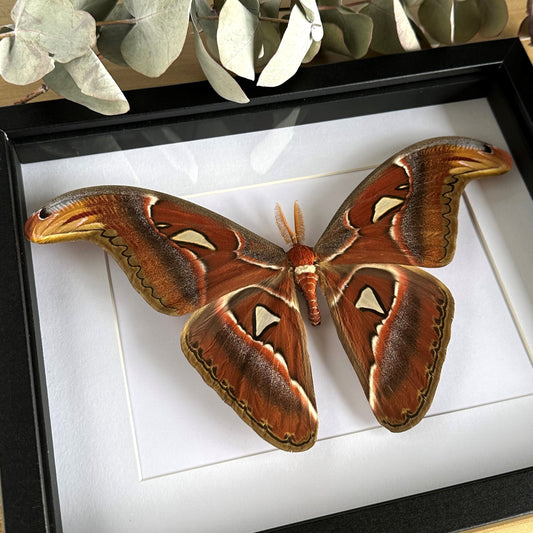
[263,467,533,533]
[0,133,61,532]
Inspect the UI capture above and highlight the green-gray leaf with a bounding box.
[393,0,420,50]
[97,3,133,66]
[255,19,281,69]
[302,36,321,63]
[418,0,481,44]
[361,0,409,54]
[72,0,118,20]
[120,0,192,77]
[318,0,345,7]
[301,0,324,41]
[418,0,452,43]
[0,0,96,84]
[261,0,282,19]
[257,4,320,87]
[453,0,480,43]
[44,50,129,114]
[193,28,250,103]
[320,9,373,58]
[217,0,259,80]
[321,22,350,56]
[402,0,423,8]
[298,0,317,23]
[194,0,219,59]
[478,0,508,38]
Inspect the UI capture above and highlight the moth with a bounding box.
[25,137,512,452]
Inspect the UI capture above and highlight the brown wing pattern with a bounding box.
[315,137,512,267]
[25,186,288,316]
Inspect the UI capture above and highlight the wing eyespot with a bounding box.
[38,207,53,220]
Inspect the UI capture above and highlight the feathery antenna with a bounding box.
[275,202,306,245]
[293,201,305,243]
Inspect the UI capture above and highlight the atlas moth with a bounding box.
[25,137,512,452]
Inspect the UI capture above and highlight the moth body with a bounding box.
[275,201,321,327]
[287,243,321,326]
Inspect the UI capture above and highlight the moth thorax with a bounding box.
[288,244,321,326]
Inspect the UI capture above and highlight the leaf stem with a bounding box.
[14,83,49,105]
[197,14,289,24]
[260,15,289,24]
[341,0,370,6]
[95,18,137,27]
[0,30,15,40]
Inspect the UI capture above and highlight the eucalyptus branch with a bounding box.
[95,19,138,27]
[198,14,290,24]
[259,15,290,24]
[0,0,510,115]
[339,0,372,7]
[0,31,15,40]
[14,83,48,105]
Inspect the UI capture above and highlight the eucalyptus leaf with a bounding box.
[298,0,317,23]
[321,22,350,56]
[120,0,192,77]
[72,0,118,20]
[0,0,95,84]
[261,0,282,19]
[193,28,250,103]
[402,0,423,8]
[317,0,344,7]
[393,0,420,51]
[97,4,133,66]
[478,0,508,38]
[399,1,419,28]
[258,4,320,87]
[453,0,480,43]
[194,0,219,59]
[0,30,54,85]
[361,0,408,54]
[418,0,480,44]
[320,9,373,58]
[217,0,258,80]
[417,0,453,43]
[256,0,282,68]
[239,0,260,16]
[255,19,281,68]
[300,0,324,41]
[302,36,321,63]
[44,50,129,114]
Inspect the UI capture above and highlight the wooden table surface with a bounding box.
[0,1,532,532]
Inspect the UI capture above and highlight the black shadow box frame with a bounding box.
[1,37,532,532]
